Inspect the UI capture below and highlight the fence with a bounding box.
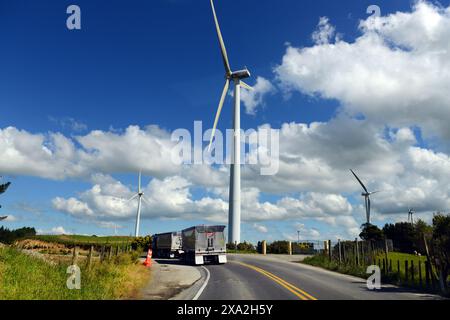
[70,242,135,268]
[318,238,441,293]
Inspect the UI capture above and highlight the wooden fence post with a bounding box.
[384,239,389,268]
[419,260,423,288]
[405,260,409,285]
[108,246,112,260]
[328,240,332,262]
[389,259,392,273]
[411,260,415,284]
[397,260,400,275]
[87,245,93,269]
[338,239,342,264]
[425,260,430,290]
[355,238,359,266]
[72,246,78,265]
[101,246,105,262]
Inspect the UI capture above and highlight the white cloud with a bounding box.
[253,223,268,233]
[275,1,450,141]
[3,215,17,222]
[240,77,275,115]
[312,17,339,45]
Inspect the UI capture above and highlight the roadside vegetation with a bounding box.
[302,213,450,296]
[226,241,257,254]
[0,245,149,300]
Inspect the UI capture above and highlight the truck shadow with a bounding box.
[153,258,186,266]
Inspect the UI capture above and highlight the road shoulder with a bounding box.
[138,259,203,300]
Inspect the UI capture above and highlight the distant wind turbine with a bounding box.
[127,171,150,237]
[350,169,380,224]
[207,0,253,244]
[408,208,415,224]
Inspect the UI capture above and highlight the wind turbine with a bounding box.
[207,0,253,244]
[350,169,380,224]
[408,208,415,224]
[127,171,150,237]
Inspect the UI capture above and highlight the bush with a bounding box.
[226,242,256,252]
[267,241,290,254]
[130,236,152,251]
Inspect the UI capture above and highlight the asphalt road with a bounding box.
[197,254,441,300]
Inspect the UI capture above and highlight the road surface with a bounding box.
[196,254,441,300]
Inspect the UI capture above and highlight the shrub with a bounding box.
[130,236,152,251]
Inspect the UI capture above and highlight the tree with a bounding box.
[383,222,416,253]
[359,223,384,242]
[0,180,11,218]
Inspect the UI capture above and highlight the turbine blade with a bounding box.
[208,79,230,151]
[141,197,151,206]
[127,194,138,202]
[210,0,232,76]
[240,81,253,91]
[350,169,368,193]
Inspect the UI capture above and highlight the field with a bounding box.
[0,246,150,300]
[32,235,135,246]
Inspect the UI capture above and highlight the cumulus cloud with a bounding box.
[240,77,275,115]
[312,17,339,45]
[275,1,450,142]
[253,223,268,233]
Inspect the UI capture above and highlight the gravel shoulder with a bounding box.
[139,258,203,300]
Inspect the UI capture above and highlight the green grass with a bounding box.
[0,246,149,300]
[301,254,369,278]
[303,252,448,293]
[32,235,134,246]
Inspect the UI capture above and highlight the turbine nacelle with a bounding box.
[230,69,251,80]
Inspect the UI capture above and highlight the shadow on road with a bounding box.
[350,281,443,298]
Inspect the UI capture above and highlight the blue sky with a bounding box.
[1,0,450,242]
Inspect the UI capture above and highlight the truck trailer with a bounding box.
[181,225,227,265]
[153,231,183,258]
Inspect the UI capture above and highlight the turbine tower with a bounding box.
[408,208,415,224]
[128,171,150,237]
[207,0,253,244]
[350,169,379,224]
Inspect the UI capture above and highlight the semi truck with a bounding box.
[152,231,183,258]
[181,225,227,265]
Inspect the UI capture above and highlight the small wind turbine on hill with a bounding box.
[408,208,415,224]
[127,171,150,237]
[350,169,380,225]
[207,0,253,244]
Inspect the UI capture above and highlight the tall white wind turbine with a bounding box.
[128,171,150,237]
[350,169,380,225]
[207,0,253,244]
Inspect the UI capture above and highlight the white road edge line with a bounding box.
[193,266,210,300]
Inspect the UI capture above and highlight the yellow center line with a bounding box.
[233,261,318,301]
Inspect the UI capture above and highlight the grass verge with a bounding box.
[0,246,149,300]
